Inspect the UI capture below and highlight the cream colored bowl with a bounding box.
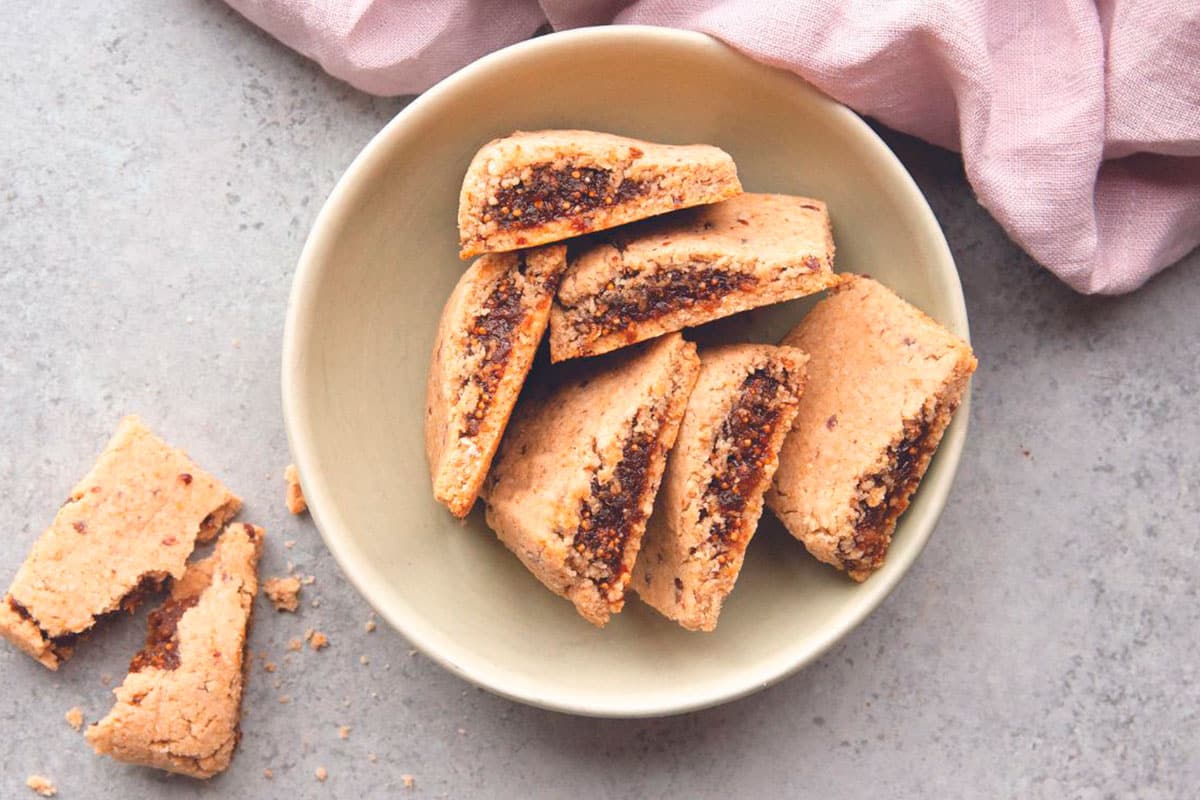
[282,26,971,717]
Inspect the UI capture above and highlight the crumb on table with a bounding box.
[338,725,350,740]
[309,631,329,651]
[263,768,274,780]
[315,766,328,782]
[287,638,302,652]
[263,576,302,612]
[402,774,415,789]
[365,619,376,633]
[64,706,84,731]
[25,775,56,797]
[285,464,307,514]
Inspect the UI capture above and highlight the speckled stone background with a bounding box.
[1,2,1197,798]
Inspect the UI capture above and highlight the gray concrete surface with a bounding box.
[1,1,1197,797]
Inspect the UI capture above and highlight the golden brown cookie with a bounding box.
[426,245,567,517]
[549,193,837,362]
[0,416,241,669]
[766,275,977,580]
[458,130,741,258]
[481,333,700,626]
[634,344,807,631]
[86,523,263,779]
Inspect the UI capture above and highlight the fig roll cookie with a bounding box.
[634,344,807,631]
[767,275,977,581]
[458,130,741,257]
[426,245,567,517]
[482,333,700,626]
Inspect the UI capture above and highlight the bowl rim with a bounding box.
[281,24,971,718]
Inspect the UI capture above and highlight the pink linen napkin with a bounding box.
[225,0,1200,294]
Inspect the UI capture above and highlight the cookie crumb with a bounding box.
[232,338,241,349]
[285,464,307,514]
[338,725,351,740]
[457,727,466,736]
[279,695,291,704]
[263,768,274,780]
[263,575,302,612]
[359,654,369,665]
[287,638,303,652]
[25,775,56,797]
[301,575,316,586]
[264,661,277,673]
[311,599,320,608]
[64,706,84,731]
[367,753,378,763]
[309,631,329,651]
[284,539,296,549]
[402,774,415,789]
[315,766,327,782]
[365,620,376,633]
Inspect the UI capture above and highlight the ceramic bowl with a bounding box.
[282,26,971,717]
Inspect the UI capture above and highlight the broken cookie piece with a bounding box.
[426,245,567,517]
[25,775,56,797]
[284,464,307,514]
[635,344,807,631]
[458,130,741,258]
[482,333,700,626]
[263,575,301,612]
[767,275,977,580]
[0,416,241,669]
[550,193,838,361]
[86,523,263,779]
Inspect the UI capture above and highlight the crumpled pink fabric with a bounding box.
[226,0,1200,294]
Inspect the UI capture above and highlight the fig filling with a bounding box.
[461,270,526,438]
[850,413,939,567]
[489,165,644,230]
[576,268,758,341]
[129,593,201,673]
[572,418,657,593]
[698,370,787,555]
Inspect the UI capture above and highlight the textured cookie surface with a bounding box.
[426,245,567,517]
[482,333,700,626]
[550,193,837,361]
[635,344,807,631]
[0,416,241,669]
[766,275,977,580]
[86,523,263,779]
[458,130,741,257]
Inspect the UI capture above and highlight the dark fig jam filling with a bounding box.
[572,422,656,592]
[129,593,201,673]
[489,165,644,230]
[850,414,938,567]
[118,573,168,614]
[460,270,526,438]
[578,268,758,340]
[698,370,787,554]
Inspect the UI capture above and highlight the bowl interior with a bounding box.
[284,27,969,717]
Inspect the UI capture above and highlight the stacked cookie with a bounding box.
[428,130,976,632]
